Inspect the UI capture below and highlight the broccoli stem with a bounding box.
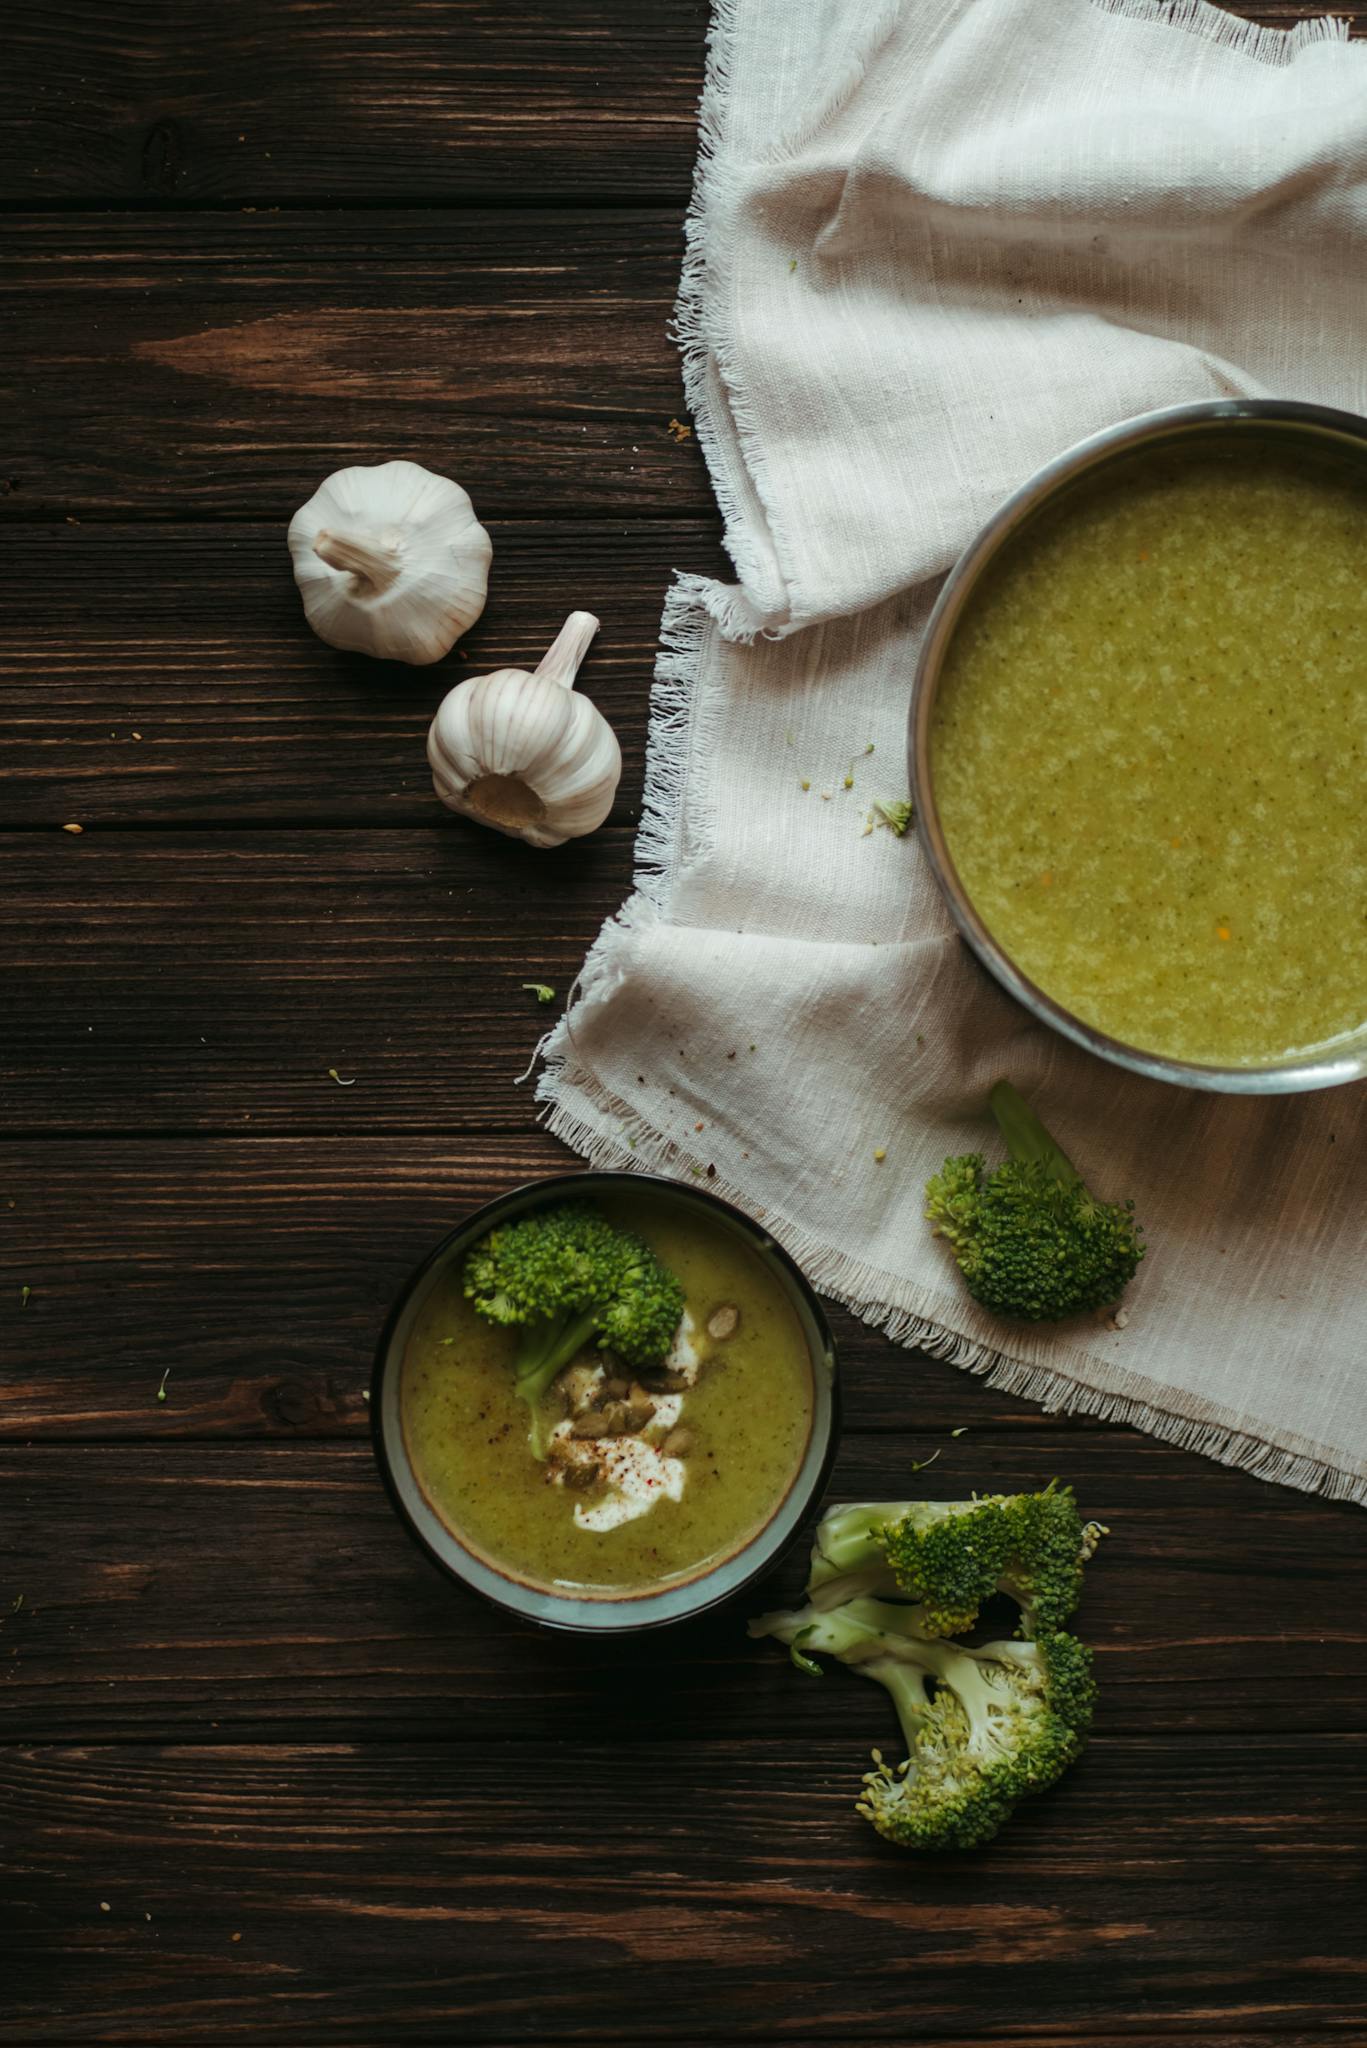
[513,1306,602,1407]
[989,1080,1080,1188]
[750,1602,939,1751]
[808,1567,898,1612]
[860,1655,935,1753]
[811,1504,903,1578]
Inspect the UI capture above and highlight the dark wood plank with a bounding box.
[8,11,1366,2046]
[4,1737,1364,2044]
[0,519,726,826]
[2,0,709,207]
[0,1133,1110,1440]
[3,1440,1364,1742]
[3,2,1362,211]
[0,829,635,1132]
[2,211,709,519]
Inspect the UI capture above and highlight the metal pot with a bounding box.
[908,398,1367,1095]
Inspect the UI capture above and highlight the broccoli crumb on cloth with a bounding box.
[926,1080,1144,1321]
[751,1485,1106,1851]
[463,1203,684,1457]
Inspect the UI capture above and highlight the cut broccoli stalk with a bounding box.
[511,1307,603,1411]
[926,1080,1144,1322]
[750,1591,1096,1852]
[987,1077,1080,1182]
[464,1202,685,1458]
[508,1305,606,1453]
[751,1486,1106,1851]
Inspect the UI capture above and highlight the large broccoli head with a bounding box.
[463,1200,684,1454]
[748,1592,1097,1853]
[808,1483,1104,1639]
[857,1631,1095,1851]
[926,1080,1143,1322]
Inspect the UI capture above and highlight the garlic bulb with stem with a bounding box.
[428,612,621,849]
[288,459,492,665]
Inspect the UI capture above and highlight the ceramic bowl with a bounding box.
[372,1171,839,1633]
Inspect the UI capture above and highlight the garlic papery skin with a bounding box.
[288,460,492,665]
[427,612,621,849]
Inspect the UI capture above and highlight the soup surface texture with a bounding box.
[401,1195,815,1597]
[931,437,1367,1066]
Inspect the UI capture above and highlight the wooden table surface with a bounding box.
[4,5,1367,2042]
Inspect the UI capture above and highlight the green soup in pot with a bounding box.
[401,1193,816,1599]
[930,436,1367,1068]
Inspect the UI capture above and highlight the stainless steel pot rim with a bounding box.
[908,398,1367,1096]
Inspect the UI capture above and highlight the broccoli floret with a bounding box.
[463,1202,684,1455]
[750,1483,1106,1852]
[926,1079,1143,1321]
[805,1485,1105,1638]
[749,1596,1095,1852]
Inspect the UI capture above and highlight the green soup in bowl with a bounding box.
[912,401,1367,1093]
[372,1172,839,1632]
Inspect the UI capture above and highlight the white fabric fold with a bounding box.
[540,0,1367,1503]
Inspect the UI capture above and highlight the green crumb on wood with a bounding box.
[522,983,556,1005]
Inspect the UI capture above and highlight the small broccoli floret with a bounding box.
[749,1597,1095,1852]
[464,1202,684,1455]
[804,1484,1103,1639]
[873,797,914,836]
[926,1079,1143,1321]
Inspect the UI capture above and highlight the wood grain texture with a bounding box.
[1,1,710,207]
[7,3,1367,2042]
[4,1739,1364,2045]
[2,1,1362,210]
[0,829,635,1131]
[3,1441,1365,1743]
[0,519,726,825]
[0,1133,1354,1467]
[0,1134,1107,1440]
[2,212,708,520]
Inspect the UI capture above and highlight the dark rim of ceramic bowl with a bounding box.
[908,397,1367,1095]
[371,1169,840,1634]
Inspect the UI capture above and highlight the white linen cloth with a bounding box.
[539,0,1367,1503]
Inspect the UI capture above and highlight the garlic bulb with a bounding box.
[287,460,492,665]
[428,612,621,848]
